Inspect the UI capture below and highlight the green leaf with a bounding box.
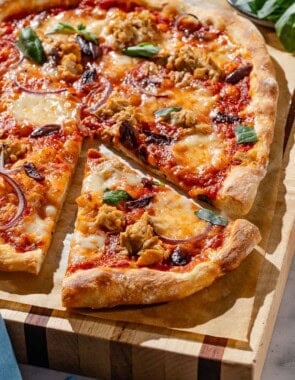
[17,27,46,64]
[275,3,295,52]
[103,189,132,205]
[49,22,76,34]
[195,209,228,226]
[234,125,258,144]
[48,22,98,44]
[154,106,182,119]
[153,180,165,187]
[123,43,159,58]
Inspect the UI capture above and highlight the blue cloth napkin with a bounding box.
[0,314,22,380]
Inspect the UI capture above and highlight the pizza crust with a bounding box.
[0,244,43,274]
[62,219,261,308]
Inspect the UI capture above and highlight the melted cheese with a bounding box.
[173,134,225,171]
[24,215,51,237]
[150,192,207,239]
[73,231,105,250]
[83,161,141,192]
[9,93,75,126]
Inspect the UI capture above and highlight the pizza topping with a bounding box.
[83,76,113,112]
[225,63,253,84]
[175,13,201,34]
[119,212,153,255]
[157,223,211,245]
[125,195,154,209]
[80,67,98,85]
[212,112,243,124]
[14,72,67,94]
[105,9,157,50]
[0,39,24,74]
[143,130,173,145]
[123,43,159,58]
[119,121,139,150]
[170,246,191,266]
[166,45,205,73]
[29,124,61,138]
[103,188,132,205]
[76,35,101,60]
[95,204,124,232]
[234,125,258,144]
[17,27,46,65]
[154,106,182,119]
[0,172,26,231]
[137,236,167,267]
[49,22,99,44]
[23,162,45,182]
[196,208,228,226]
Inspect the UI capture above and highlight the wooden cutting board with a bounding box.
[1,1,295,379]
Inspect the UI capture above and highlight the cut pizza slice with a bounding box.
[0,131,81,274]
[62,149,261,308]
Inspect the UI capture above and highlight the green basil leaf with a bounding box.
[49,22,76,34]
[103,189,132,205]
[77,29,99,44]
[154,106,182,118]
[123,43,159,58]
[275,3,295,52]
[234,125,258,144]
[17,27,46,64]
[195,209,228,226]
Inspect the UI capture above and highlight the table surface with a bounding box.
[18,255,295,380]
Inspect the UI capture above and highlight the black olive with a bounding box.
[81,68,97,85]
[119,121,139,150]
[170,247,191,266]
[143,130,173,145]
[125,195,154,210]
[212,112,242,124]
[197,194,212,205]
[29,124,61,138]
[138,145,148,162]
[24,162,45,182]
[76,35,101,60]
[225,63,253,85]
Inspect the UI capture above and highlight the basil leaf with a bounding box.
[49,22,76,34]
[17,27,46,64]
[275,3,295,52]
[154,106,182,119]
[123,43,159,58]
[103,189,132,205]
[195,209,228,226]
[77,23,98,44]
[234,125,258,144]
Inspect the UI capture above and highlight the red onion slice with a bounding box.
[14,76,67,95]
[0,172,26,231]
[84,76,113,112]
[158,224,211,245]
[130,76,169,98]
[0,39,24,74]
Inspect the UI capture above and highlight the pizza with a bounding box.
[62,149,260,308]
[0,0,277,306]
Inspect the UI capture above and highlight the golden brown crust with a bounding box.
[62,216,261,309]
[0,244,43,274]
[0,0,80,22]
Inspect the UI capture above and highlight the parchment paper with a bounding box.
[0,0,291,342]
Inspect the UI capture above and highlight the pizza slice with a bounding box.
[62,149,260,308]
[0,132,81,274]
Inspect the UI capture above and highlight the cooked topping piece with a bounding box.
[23,162,45,182]
[143,130,173,145]
[106,10,157,49]
[95,204,124,232]
[169,109,197,129]
[167,45,206,73]
[137,236,167,266]
[175,13,201,34]
[154,106,182,119]
[17,27,46,64]
[125,195,154,209]
[196,208,228,226]
[120,212,153,255]
[1,141,29,163]
[212,112,242,124]
[225,63,253,84]
[119,121,139,150]
[234,125,258,144]
[76,35,101,60]
[170,246,191,266]
[81,68,98,85]
[123,43,159,58]
[103,189,132,205]
[29,124,61,138]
